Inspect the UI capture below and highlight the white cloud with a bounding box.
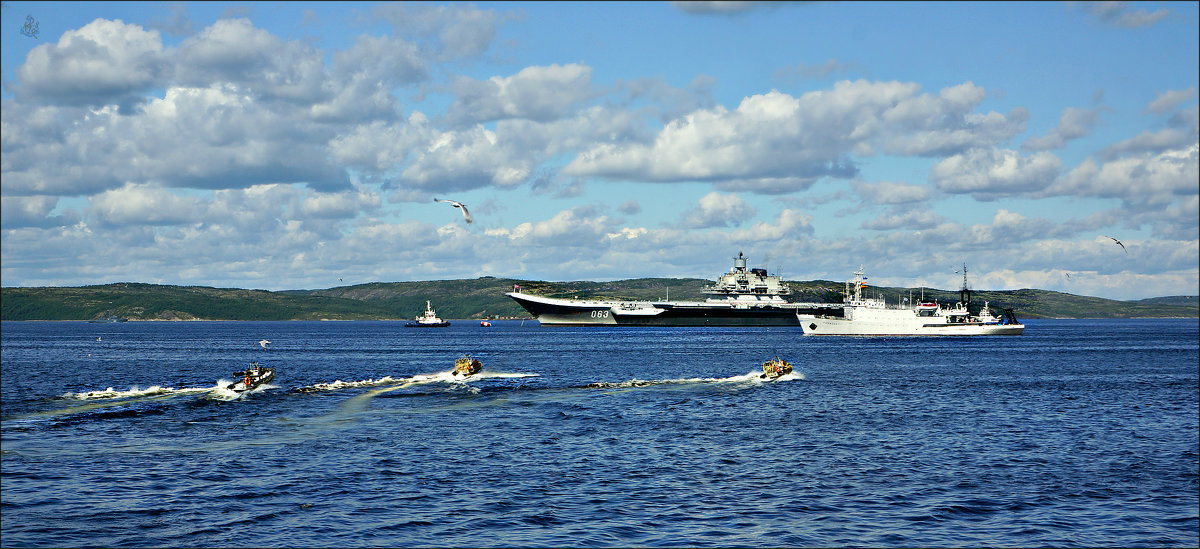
[17,18,170,108]
[373,3,506,60]
[1145,87,1196,115]
[300,188,382,219]
[446,64,596,125]
[1022,106,1104,151]
[677,192,757,229]
[564,80,1026,192]
[1052,143,1200,211]
[89,183,211,227]
[861,208,945,231]
[851,181,932,205]
[931,148,1062,199]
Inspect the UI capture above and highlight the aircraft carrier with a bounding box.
[506,253,842,326]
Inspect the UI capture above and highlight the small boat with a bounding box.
[406,300,451,327]
[480,320,492,327]
[452,355,483,377]
[227,361,275,392]
[760,357,793,379]
[88,315,128,323]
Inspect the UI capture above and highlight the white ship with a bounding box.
[798,265,1024,336]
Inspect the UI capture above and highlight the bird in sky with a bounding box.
[1104,235,1128,254]
[434,198,473,223]
[258,339,270,348]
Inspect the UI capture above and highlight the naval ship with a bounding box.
[505,253,842,326]
[797,265,1024,336]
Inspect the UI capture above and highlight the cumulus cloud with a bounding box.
[1052,143,1199,210]
[373,2,507,60]
[1145,87,1196,115]
[677,192,757,229]
[89,183,211,227]
[1022,106,1104,151]
[564,80,1026,193]
[862,208,945,231]
[17,18,170,109]
[0,196,81,229]
[445,64,596,126]
[851,181,933,205]
[490,206,620,247]
[930,148,1062,199]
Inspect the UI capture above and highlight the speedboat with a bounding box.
[228,361,275,392]
[760,357,793,379]
[453,355,483,377]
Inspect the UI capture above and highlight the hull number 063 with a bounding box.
[590,310,610,319]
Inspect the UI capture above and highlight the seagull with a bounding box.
[433,198,473,223]
[258,339,270,348]
[1104,235,1128,254]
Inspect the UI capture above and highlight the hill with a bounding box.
[2,277,1196,321]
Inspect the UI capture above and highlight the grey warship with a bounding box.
[506,253,841,326]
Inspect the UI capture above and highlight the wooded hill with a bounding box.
[2,276,1196,321]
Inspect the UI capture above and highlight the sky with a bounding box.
[1,1,1197,300]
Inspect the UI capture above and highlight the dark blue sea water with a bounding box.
[2,319,1197,548]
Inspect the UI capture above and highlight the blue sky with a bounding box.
[2,1,1197,300]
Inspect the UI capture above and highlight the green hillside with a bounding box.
[2,277,1197,321]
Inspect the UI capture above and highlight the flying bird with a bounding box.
[258,339,270,348]
[433,198,473,224]
[1104,235,1128,254]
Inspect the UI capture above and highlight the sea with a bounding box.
[1,318,1197,548]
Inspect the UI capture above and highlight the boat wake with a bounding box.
[292,376,404,393]
[61,381,248,401]
[63,385,188,400]
[210,380,276,400]
[294,371,539,393]
[583,369,804,389]
[15,380,267,423]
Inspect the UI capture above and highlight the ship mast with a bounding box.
[958,263,972,311]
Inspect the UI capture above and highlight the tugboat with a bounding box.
[452,355,483,377]
[406,300,451,327]
[760,357,793,379]
[227,362,275,392]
